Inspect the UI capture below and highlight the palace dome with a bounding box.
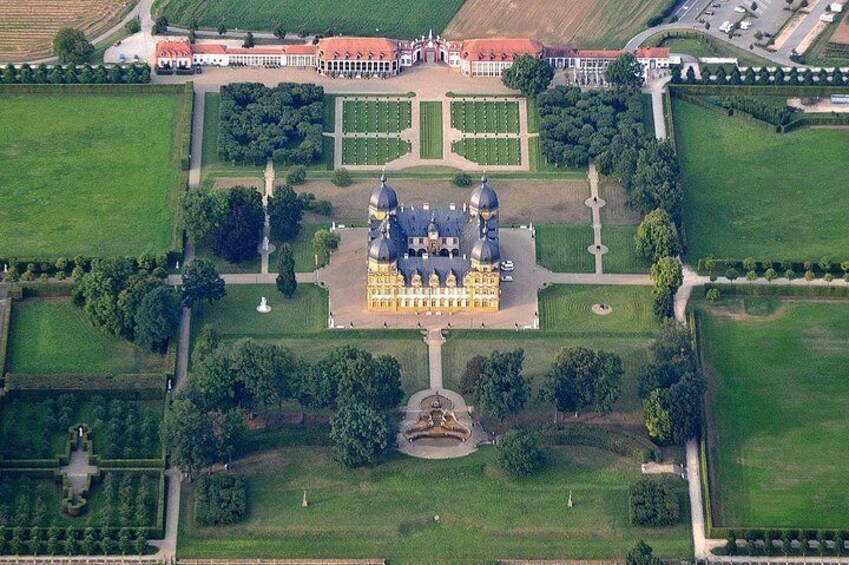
[369,174,398,212]
[368,232,398,263]
[469,176,499,214]
[471,237,500,265]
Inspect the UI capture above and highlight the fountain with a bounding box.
[256,296,271,313]
[402,392,471,444]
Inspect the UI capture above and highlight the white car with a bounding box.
[500,275,513,282]
[500,260,515,272]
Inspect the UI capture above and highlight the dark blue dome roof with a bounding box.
[470,176,499,212]
[368,233,398,263]
[471,237,500,264]
[369,174,398,211]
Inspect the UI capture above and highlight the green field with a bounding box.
[602,225,651,274]
[452,138,521,166]
[647,34,773,67]
[0,91,185,259]
[535,224,594,273]
[539,285,658,335]
[419,101,444,159]
[451,100,520,134]
[8,299,165,375]
[178,446,692,562]
[342,100,412,134]
[674,99,849,262]
[156,0,465,37]
[342,137,411,165]
[699,296,849,528]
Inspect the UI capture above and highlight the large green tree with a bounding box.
[498,427,543,477]
[540,346,623,418]
[329,403,394,468]
[181,258,226,308]
[626,541,663,565]
[312,229,341,266]
[474,349,528,421]
[310,346,403,410]
[214,187,265,263]
[635,208,681,262]
[275,243,297,298]
[53,28,94,64]
[267,184,304,241]
[133,285,179,352]
[163,397,220,479]
[605,53,645,88]
[181,185,225,247]
[502,54,554,96]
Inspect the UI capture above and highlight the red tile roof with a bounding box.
[577,49,626,59]
[316,36,399,61]
[545,45,579,58]
[191,44,227,55]
[460,38,544,61]
[634,47,671,59]
[155,40,192,59]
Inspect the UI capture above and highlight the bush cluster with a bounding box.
[0,253,169,283]
[722,529,848,556]
[218,83,325,166]
[0,523,150,555]
[629,479,680,526]
[674,65,847,88]
[98,473,157,528]
[698,257,849,283]
[2,63,151,85]
[193,474,247,526]
[94,399,161,459]
[718,96,795,126]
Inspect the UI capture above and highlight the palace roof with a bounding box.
[316,36,399,61]
[634,47,671,59]
[155,41,192,59]
[458,38,545,61]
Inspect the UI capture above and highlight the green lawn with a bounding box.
[602,225,651,274]
[191,284,328,338]
[452,138,521,166]
[539,285,659,336]
[8,299,165,375]
[451,100,520,134]
[419,101,444,160]
[535,224,594,273]
[157,0,465,38]
[342,100,412,134]
[647,34,773,67]
[342,137,411,166]
[201,92,263,179]
[674,99,849,262]
[0,91,184,259]
[641,93,656,137]
[699,296,849,528]
[178,446,692,562]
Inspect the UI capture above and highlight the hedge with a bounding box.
[670,83,849,97]
[704,283,849,299]
[0,82,183,96]
[1,63,151,85]
[697,257,849,277]
[535,423,659,461]
[0,298,11,378]
[5,373,166,399]
[97,458,165,470]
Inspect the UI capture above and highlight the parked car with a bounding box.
[500,275,513,282]
[500,260,515,272]
[704,10,715,15]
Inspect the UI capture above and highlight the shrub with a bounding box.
[193,474,247,526]
[125,17,141,34]
[331,167,352,187]
[453,171,473,187]
[629,478,680,526]
[286,165,307,185]
[497,427,543,477]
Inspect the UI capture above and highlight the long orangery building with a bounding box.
[155,31,675,83]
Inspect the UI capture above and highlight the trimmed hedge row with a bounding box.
[696,257,849,278]
[670,83,849,97]
[1,63,151,85]
[5,373,166,399]
[704,283,849,298]
[0,298,11,378]
[0,83,183,95]
[535,423,659,461]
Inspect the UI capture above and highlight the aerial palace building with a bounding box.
[155,32,674,84]
[366,175,501,313]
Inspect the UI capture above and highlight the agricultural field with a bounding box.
[451,100,520,134]
[342,138,411,166]
[804,11,849,66]
[452,138,521,166]
[8,298,166,375]
[155,0,465,37]
[0,90,188,259]
[444,0,672,48]
[189,284,428,395]
[535,224,594,273]
[178,446,692,561]
[673,99,849,262]
[698,295,849,528]
[342,100,412,134]
[419,101,443,159]
[0,0,133,62]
